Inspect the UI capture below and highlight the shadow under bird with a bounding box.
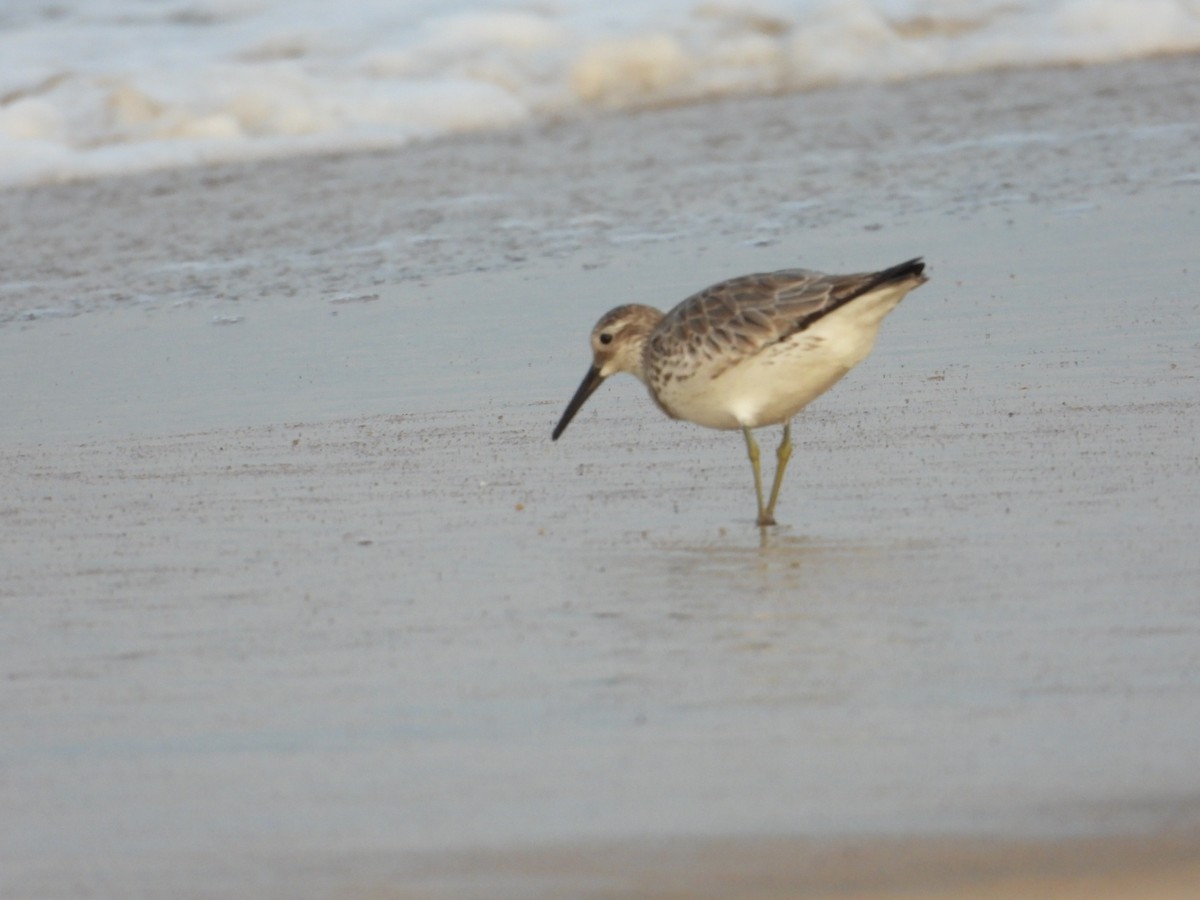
[552,257,929,526]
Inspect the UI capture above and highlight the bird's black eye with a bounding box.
[599,333,613,345]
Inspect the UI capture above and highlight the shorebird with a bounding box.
[551,257,928,526]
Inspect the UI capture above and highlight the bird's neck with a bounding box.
[618,306,663,383]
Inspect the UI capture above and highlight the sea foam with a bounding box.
[2,0,1198,186]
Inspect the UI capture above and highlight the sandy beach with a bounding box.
[3,54,1200,898]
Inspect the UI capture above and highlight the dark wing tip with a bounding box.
[881,257,926,281]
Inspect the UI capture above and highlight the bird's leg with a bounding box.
[743,426,773,527]
[763,421,793,524]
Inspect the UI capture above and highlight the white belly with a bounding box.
[651,285,906,430]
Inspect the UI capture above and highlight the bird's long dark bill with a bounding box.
[552,365,605,440]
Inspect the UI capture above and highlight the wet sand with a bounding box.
[3,56,1200,897]
[396,831,1200,898]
